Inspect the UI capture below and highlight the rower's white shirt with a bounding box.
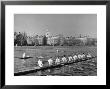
[68,56,73,61]
[87,54,92,58]
[82,54,85,58]
[55,58,60,64]
[38,60,43,67]
[48,58,53,65]
[62,57,67,62]
[73,55,77,60]
[78,54,82,59]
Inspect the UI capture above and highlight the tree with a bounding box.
[14,32,18,46]
[72,39,82,46]
[86,38,97,46]
[22,32,27,46]
[43,35,47,46]
[33,35,39,46]
[57,34,65,46]
[15,32,27,46]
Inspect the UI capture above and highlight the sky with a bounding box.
[14,14,97,38]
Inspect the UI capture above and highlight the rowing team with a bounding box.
[37,53,92,68]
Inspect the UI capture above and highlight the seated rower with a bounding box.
[81,53,86,60]
[38,59,43,68]
[73,54,78,62]
[48,57,53,66]
[86,53,92,58]
[61,55,67,64]
[78,54,82,60]
[55,57,60,65]
[68,56,73,63]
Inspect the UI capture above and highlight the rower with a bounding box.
[82,53,86,60]
[73,54,78,62]
[55,57,60,65]
[48,57,53,66]
[78,53,82,60]
[38,59,43,68]
[61,55,67,64]
[68,56,73,63]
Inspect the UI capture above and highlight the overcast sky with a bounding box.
[14,14,97,38]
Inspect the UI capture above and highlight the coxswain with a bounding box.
[86,53,92,58]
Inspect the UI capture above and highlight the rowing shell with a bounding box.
[14,56,96,76]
